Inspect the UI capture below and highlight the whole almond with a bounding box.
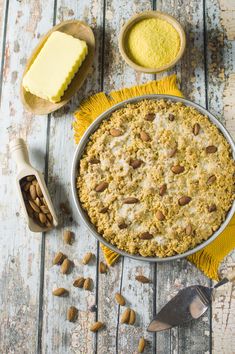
[193,123,200,135]
[35,197,41,207]
[207,175,216,185]
[32,180,37,186]
[130,159,143,169]
[121,308,131,324]
[99,261,108,274]
[171,165,185,174]
[67,306,78,322]
[178,196,192,206]
[185,224,192,236]
[40,205,49,214]
[82,252,93,265]
[135,275,150,283]
[73,277,85,288]
[23,181,31,191]
[25,201,34,217]
[110,128,122,137]
[168,113,175,121]
[118,222,128,229]
[64,230,73,245]
[99,206,108,213]
[123,197,139,204]
[45,220,52,228]
[29,200,40,213]
[168,148,177,158]
[156,210,165,221]
[60,258,71,274]
[140,232,153,240]
[89,158,100,164]
[90,321,104,332]
[27,175,35,181]
[159,184,167,196]
[39,212,47,224]
[208,204,217,212]
[129,309,136,325]
[144,113,155,121]
[29,185,37,200]
[53,251,67,265]
[140,131,151,142]
[95,182,108,192]
[47,213,53,222]
[138,337,146,353]
[84,277,92,290]
[206,145,217,154]
[52,288,69,296]
[115,293,126,306]
[36,183,43,197]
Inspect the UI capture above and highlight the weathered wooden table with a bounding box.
[0,0,235,353]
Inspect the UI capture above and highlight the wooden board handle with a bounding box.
[227,269,235,282]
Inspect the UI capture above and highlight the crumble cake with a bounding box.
[77,99,235,257]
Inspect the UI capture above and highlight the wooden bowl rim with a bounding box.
[119,11,186,73]
[20,19,95,115]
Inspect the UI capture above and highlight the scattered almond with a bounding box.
[159,184,167,196]
[135,275,150,284]
[90,321,104,332]
[53,251,66,265]
[67,306,78,322]
[89,158,100,164]
[193,123,200,135]
[139,232,153,240]
[115,293,126,306]
[178,196,192,206]
[110,128,122,137]
[156,210,165,221]
[52,288,69,296]
[140,131,151,142]
[129,309,136,325]
[138,337,146,353]
[144,112,155,121]
[168,113,175,121]
[99,261,108,274]
[130,159,142,169]
[99,206,108,213]
[207,175,216,185]
[121,308,131,324]
[206,145,217,154]
[185,224,192,236]
[168,148,177,158]
[123,197,139,204]
[118,222,128,229]
[171,165,185,174]
[73,277,85,288]
[63,230,73,245]
[60,258,71,274]
[208,204,217,212]
[82,252,93,265]
[95,182,108,192]
[83,277,92,290]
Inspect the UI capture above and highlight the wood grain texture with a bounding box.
[40,1,104,353]
[0,0,54,353]
[206,1,235,353]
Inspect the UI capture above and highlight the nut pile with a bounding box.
[20,175,53,229]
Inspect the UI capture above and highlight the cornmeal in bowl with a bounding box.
[77,99,235,257]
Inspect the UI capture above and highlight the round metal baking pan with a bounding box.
[71,94,235,262]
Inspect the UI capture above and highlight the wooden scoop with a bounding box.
[10,138,58,232]
[20,20,95,115]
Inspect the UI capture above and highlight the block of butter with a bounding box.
[23,31,88,103]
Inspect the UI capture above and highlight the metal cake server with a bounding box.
[148,269,235,332]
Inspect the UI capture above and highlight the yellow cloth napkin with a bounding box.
[73,74,235,280]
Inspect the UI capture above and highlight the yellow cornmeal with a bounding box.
[126,18,181,68]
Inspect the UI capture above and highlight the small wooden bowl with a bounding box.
[21,20,95,115]
[119,11,186,74]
